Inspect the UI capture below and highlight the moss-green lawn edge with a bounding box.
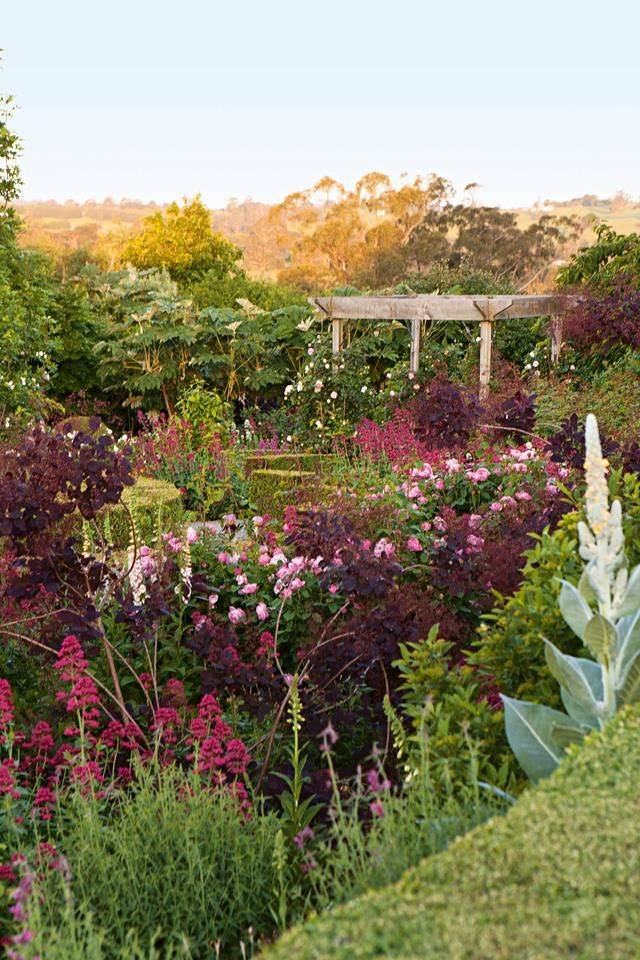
[263,707,640,960]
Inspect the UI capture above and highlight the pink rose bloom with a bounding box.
[373,538,395,559]
[489,502,503,512]
[445,458,461,473]
[186,526,198,544]
[406,537,422,552]
[467,467,490,483]
[240,583,259,595]
[208,593,219,607]
[256,602,269,621]
[515,490,532,501]
[258,553,271,565]
[421,521,432,532]
[252,515,264,527]
[228,606,245,624]
[329,584,340,594]
[217,551,231,564]
[434,479,445,490]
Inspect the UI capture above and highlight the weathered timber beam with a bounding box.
[310,295,564,322]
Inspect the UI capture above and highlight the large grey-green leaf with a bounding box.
[549,721,587,750]
[618,650,640,705]
[615,609,640,683]
[618,565,640,617]
[501,696,571,782]
[578,568,597,606]
[561,687,600,728]
[544,642,602,717]
[583,614,616,661]
[558,580,592,641]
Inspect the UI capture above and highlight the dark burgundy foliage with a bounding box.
[0,424,133,640]
[491,390,536,437]
[622,441,640,477]
[430,499,569,621]
[548,413,619,471]
[564,283,640,355]
[410,375,482,449]
[297,585,460,769]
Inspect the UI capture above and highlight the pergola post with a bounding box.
[479,319,493,400]
[409,316,421,374]
[331,315,344,357]
[550,315,563,364]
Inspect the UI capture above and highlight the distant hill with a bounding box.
[15,192,640,278]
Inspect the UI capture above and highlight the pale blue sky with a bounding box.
[3,0,639,208]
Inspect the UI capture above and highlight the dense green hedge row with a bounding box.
[263,707,640,959]
[244,452,331,476]
[247,468,316,519]
[100,476,184,548]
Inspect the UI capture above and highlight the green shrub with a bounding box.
[33,767,280,958]
[534,361,640,442]
[175,379,233,443]
[99,476,184,548]
[263,706,640,960]
[248,469,315,518]
[395,627,516,791]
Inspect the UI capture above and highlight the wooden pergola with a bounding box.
[310,294,565,398]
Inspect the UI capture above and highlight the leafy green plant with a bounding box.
[557,223,640,289]
[503,415,640,780]
[175,379,233,443]
[394,625,515,791]
[31,764,280,958]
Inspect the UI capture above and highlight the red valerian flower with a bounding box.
[0,678,14,735]
[0,759,19,799]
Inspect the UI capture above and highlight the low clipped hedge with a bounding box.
[244,452,332,477]
[264,707,640,960]
[248,469,315,519]
[99,476,184,548]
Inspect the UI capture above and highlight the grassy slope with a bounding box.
[263,708,640,960]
